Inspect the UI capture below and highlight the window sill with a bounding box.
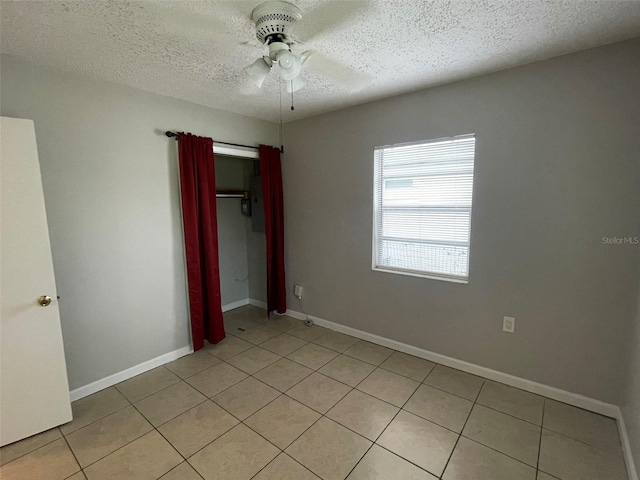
[372,266,469,284]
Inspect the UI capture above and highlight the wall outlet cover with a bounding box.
[503,316,515,333]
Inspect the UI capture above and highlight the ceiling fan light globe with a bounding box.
[244,57,271,88]
[279,55,294,69]
[276,51,302,80]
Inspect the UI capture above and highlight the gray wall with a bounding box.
[247,224,267,304]
[0,55,278,390]
[282,39,640,406]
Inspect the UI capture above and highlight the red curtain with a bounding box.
[259,145,287,315]
[178,133,225,350]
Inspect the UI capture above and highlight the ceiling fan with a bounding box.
[242,1,369,94]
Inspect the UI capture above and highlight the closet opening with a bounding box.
[214,154,267,324]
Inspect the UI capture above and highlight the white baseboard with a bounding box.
[285,307,637,480]
[69,300,267,402]
[617,409,639,480]
[285,308,617,415]
[249,298,268,309]
[69,345,193,402]
[222,298,250,312]
[65,302,636,480]
[222,298,268,312]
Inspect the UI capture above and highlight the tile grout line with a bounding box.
[61,395,134,437]
[295,339,559,472]
[126,401,191,476]
[3,316,420,476]
[56,388,139,478]
[438,378,485,478]
[58,433,83,478]
[147,408,208,480]
[176,344,332,468]
[12,327,450,479]
[537,399,547,473]
[440,386,553,475]
[9,309,621,479]
[247,418,325,480]
[472,398,544,428]
[248,451,320,480]
[179,342,332,477]
[455,433,540,472]
[344,363,435,479]
[538,425,626,455]
[158,461,206,480]
[152,397,210,430]
[414,379,611,455]
[0,428,63,468]
[66,366,238,477]
[219,310,629,478]
[240,331,383,479]
[70,406,182,476]
[113,366,182,403]
[337,352,422,476]
[63,409,156,471]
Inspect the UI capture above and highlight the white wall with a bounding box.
[0,55,279,390]
[282,39,640,406]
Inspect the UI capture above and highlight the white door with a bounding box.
[0,117,72,446]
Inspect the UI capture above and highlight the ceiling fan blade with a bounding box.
[301,50,313,65]
[304,51,371,91]
[291,1,371,43]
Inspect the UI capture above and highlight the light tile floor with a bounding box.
[0,305,629,480]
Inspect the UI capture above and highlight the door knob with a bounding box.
[38,295,52,307]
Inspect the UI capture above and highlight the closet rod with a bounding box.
[165,131,283,153]
[216,189,249,199]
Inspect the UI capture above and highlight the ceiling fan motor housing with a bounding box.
[251,1,302,44]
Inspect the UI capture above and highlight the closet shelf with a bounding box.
[216,189,249,199]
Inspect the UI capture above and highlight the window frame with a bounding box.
[371,134,476,284]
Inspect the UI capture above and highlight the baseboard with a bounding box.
[222,298,250,312]
[249,298,268,309]
[64,303,635,479]
[222,297,268,312]
[617,409,639,480]
[285,308,617,416]
[69,300,266,402]
[68,345,193,402]
[286,308,637,478]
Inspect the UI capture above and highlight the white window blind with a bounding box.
[372,134,476,283]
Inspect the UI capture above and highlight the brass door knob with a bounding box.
[38,295,52,307]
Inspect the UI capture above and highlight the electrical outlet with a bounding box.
[503,316,515,333]
[294,284,304,299]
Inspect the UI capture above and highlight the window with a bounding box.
[372,134,476,283]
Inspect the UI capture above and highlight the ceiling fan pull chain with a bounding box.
[291,84,295,111]
[279,79,284,145]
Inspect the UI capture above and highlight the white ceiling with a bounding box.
[2,1,640,122]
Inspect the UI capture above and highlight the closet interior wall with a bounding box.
[215,155,266,309]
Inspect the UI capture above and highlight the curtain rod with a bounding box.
[165,131,283,153]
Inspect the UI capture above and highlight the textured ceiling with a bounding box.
[2,0,640,122]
